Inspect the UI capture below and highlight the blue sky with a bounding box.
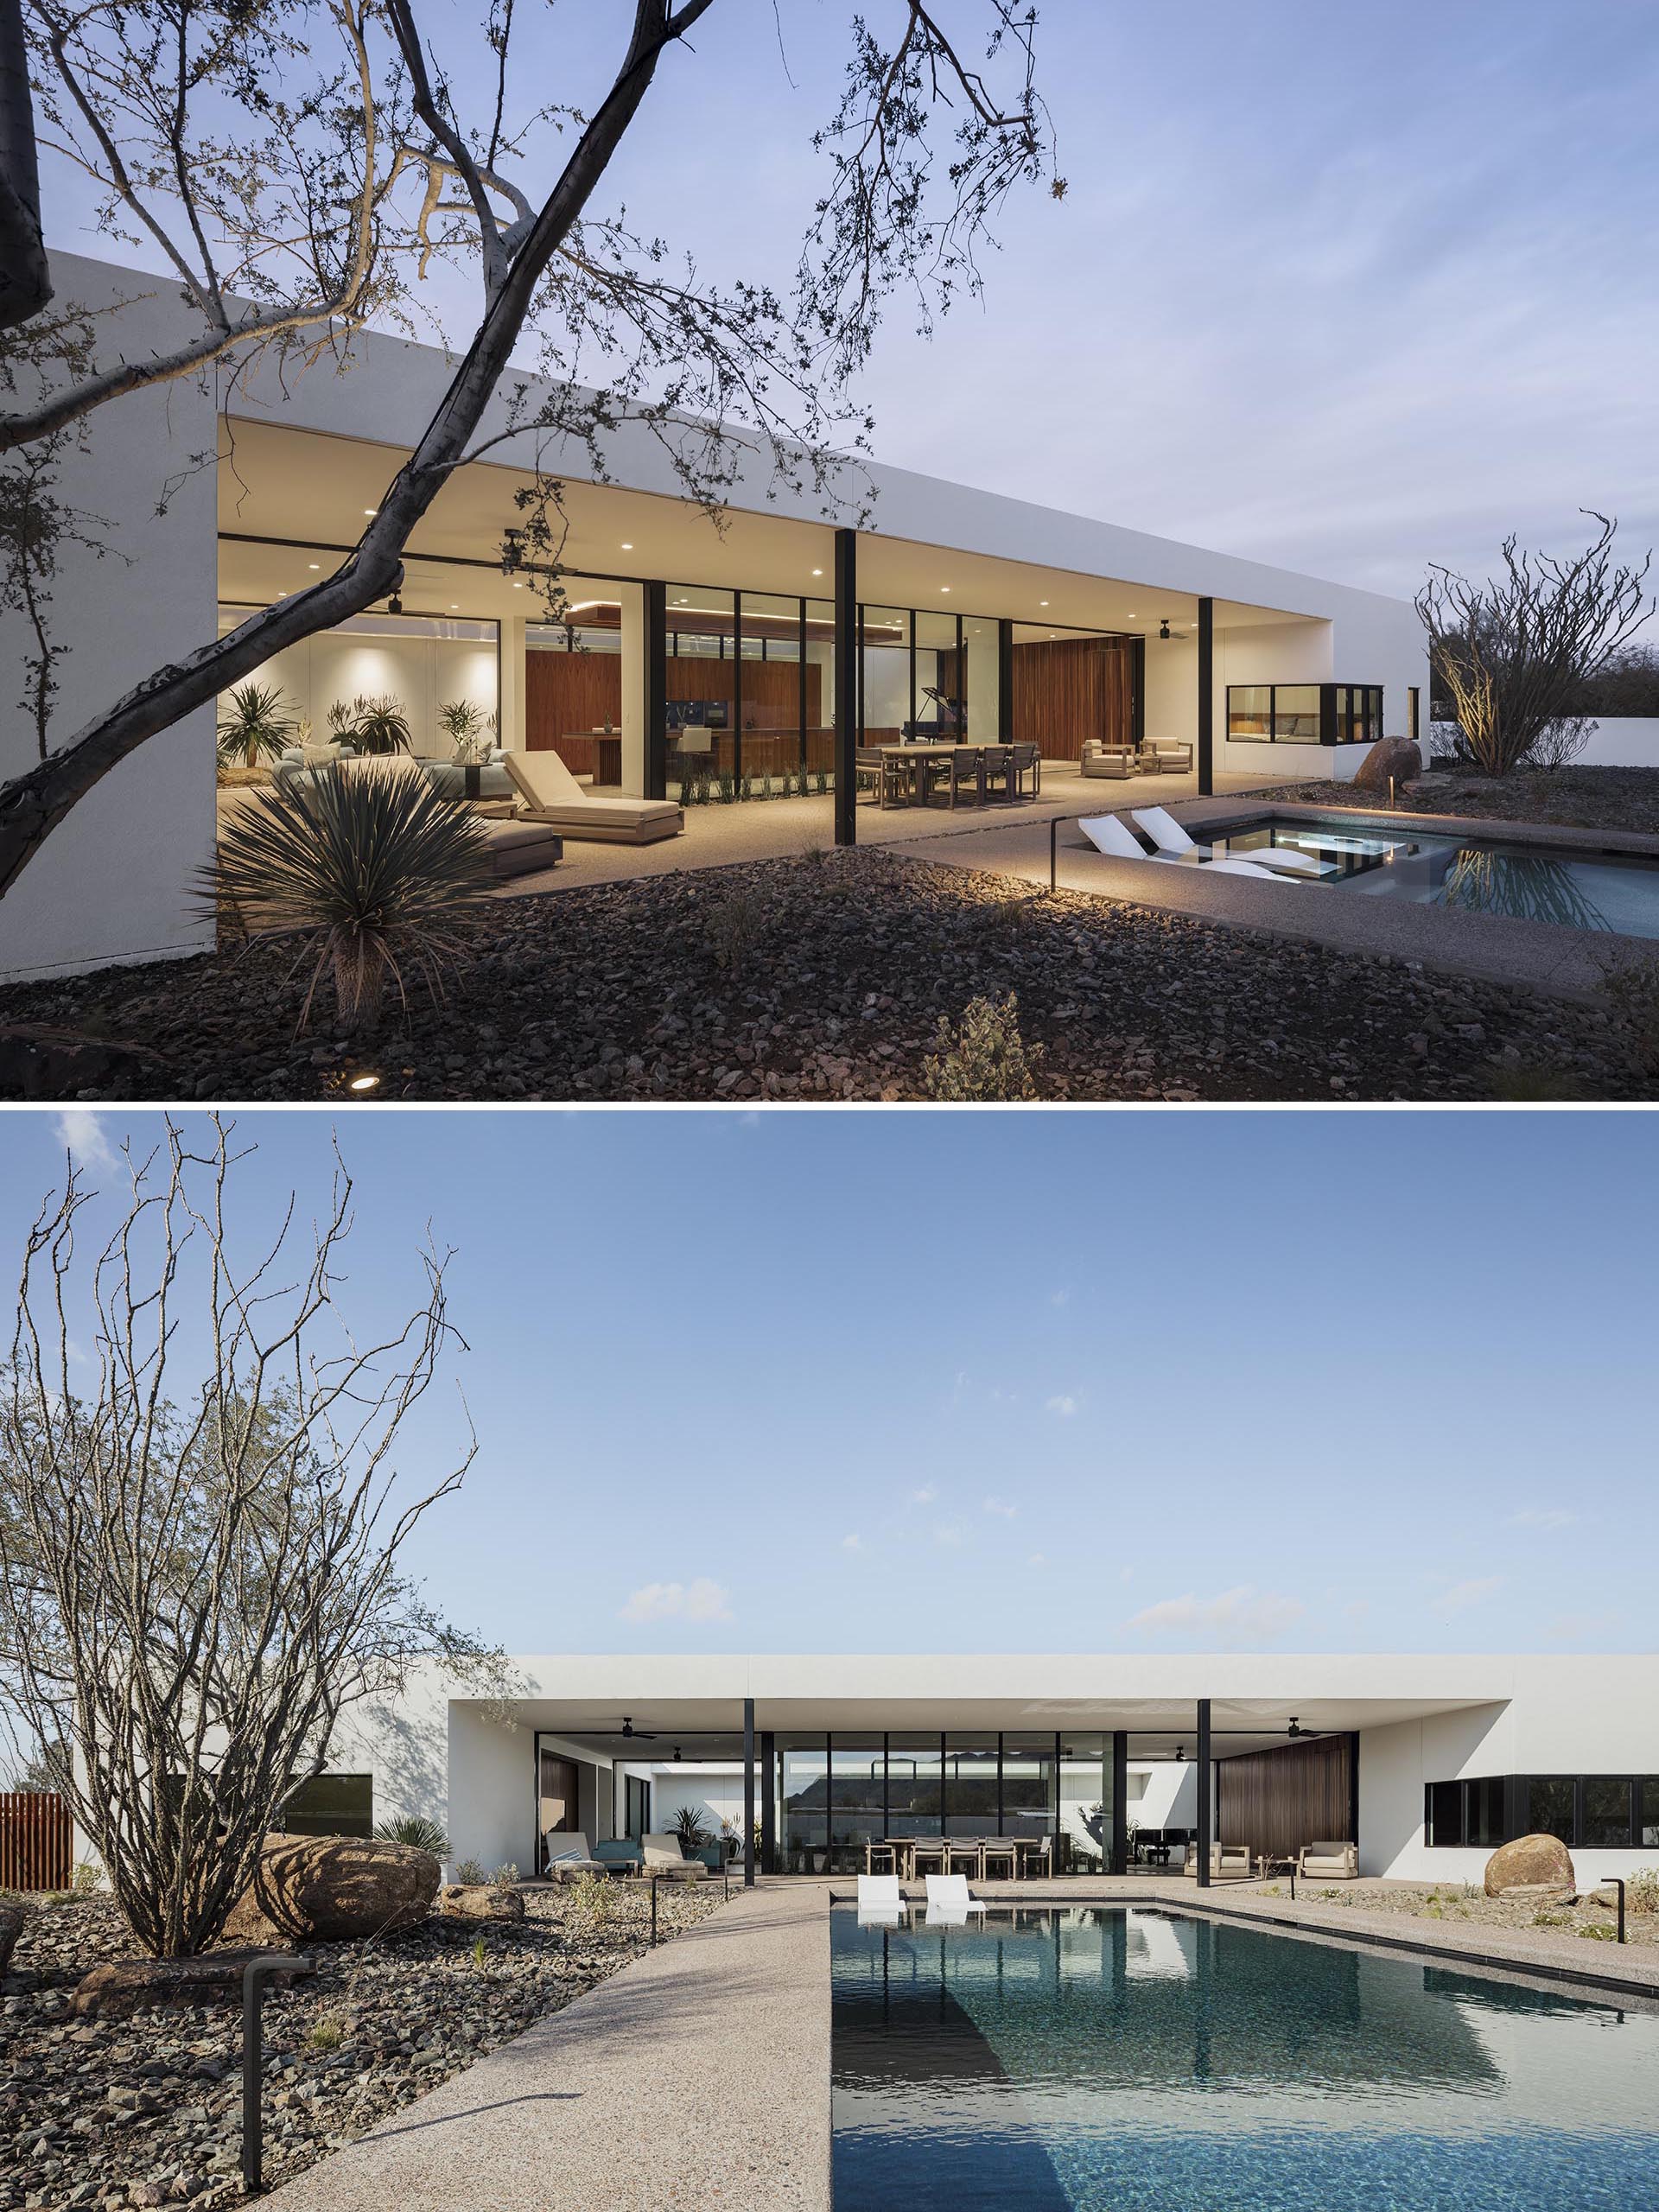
[11,1106,1655,1660]
[35,0,1659,613]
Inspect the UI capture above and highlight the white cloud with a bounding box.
[619,1577,733,1624]
[982,1496,1018,1519]
[1506,1507,1576,1530]
[1438,1575,1501,1615]
[1127,1585,1306,1647]
[1547,1609,1621,1643]
[910,1484,938,1505]
[1027,1552,1049,1568]
[1045,1394,1078,1418]
[54,1109,114,1170]
[1049,1289,1069,1307]
[841,1534,862,1552]
[932,1522,967,1548]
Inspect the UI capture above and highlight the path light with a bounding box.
[348,1073,380,1094]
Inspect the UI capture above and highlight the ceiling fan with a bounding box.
[1158,617,1192,641]
[618,1716,658,1740]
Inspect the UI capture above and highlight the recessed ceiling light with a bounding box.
[450,602,459,610]
[621,542,633,550]
[1039,600,1049,607]
[512,581,523,589]
[364,507,377,516]
[811,568,823,577]
[308,563,320,570]
[940,586,950,594]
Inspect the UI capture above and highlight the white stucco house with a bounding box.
[314,1652,1659,1892]
[1,251,1428,984]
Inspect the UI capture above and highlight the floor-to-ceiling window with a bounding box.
[887,1738,944,1841]
[1060,1736,1109,1872]
[912,609,962,737]
[779,1738,830,1875]
[858,607,911,744]
[1002,1736,1057,1844]
[944,1737,1000,1837]
[830,1740,887,1875]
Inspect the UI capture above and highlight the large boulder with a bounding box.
[73,1951,308,2018]
[1484,1832,1576,1900]
[224,1832,440,1944]
[438,1883,526,1923]
[0,1902,23,1975]
[1352,735,1422,794]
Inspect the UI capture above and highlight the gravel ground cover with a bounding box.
[1262,766,1659,835]
[1246,1877,1659,1949]
[0,1881,725,2211]
[1,849,1650,1102]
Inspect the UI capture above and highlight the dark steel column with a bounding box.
[760,1731,776,1874]
[743,1697,756,1888]
[1111,1732,1128,1874]
[732,591,744,788]
[645,580,668,801]
[997,617,1014,742]
[1195,1700,1211,1888]
[1131,635,1147,753]
[833,527,858,845]
[1196,596,1214,797]
[1349,1732,1361,1858]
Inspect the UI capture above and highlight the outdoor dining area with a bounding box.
[855,740,1044,810]
[861,1834,1053,1879]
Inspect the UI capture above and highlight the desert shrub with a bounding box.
[452,1858,488,1885]
[305,2010,347,2053]
[704,883,764,972]
[923,993,1043,1102]
[470,1936,488,1971]
[70,1860,104,1895]
[1521,719,1592,772]
[374,1814,448,1856]
[1626,1866,1659,1915]
[216,682,297,771]
[571,1871,613,1924]
[489,1861,520,1888]
[671,1802,715,1851]
[203,765,495,1032]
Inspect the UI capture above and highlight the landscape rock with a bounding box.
[223,1834,440,1944]
[0,1902,23,1974]
[72,1952,308,2018]
[437,1883,526,1922]
[1484,1832,1575,1899]
[1352,735,1423,792]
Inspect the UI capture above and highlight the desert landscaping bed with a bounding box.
[1263,765,1659,836]
[1246,1877,1659,1949]
[0,1881,724,2212]
[1,849,1651,1103]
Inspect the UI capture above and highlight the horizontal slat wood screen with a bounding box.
[1217,1737,1352,1861]
[0,1790,74,1891]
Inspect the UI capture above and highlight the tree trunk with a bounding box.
[0,0,49,329]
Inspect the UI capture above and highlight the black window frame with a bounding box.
[1226,681,1385,746]
[1423,1773,1640,1851]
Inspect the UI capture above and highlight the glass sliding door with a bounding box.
[858,607,911,744]
[805,597,836,785]
[963,617,1001,742]
[1060,1735,1109,1872]
[887,1738,943,1841]
[664,585,736,791]
[1002,1737,1057,1842]
[830,1741,887,1873]
[740,592,809,791]
[913,611,961,739]
[944,1737,999,1837]
[779,1738,830,1874]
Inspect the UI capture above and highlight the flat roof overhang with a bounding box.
[215,420,1330,640]
[454,1654,1519,1738]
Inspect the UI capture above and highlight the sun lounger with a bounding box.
[642,1833,705,1880]
[505,749,683,845]
[1131,805,1329,876]
[543,1829,607,1879]
[1077,814,1282,880]
[924,1872,987,1924]
[857,1872,907,1926]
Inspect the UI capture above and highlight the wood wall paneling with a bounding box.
[0,1791,73,1890]
[1217,1737,1353,1860]
[1012,637,1134,760]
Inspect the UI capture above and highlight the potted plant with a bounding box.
[440,698,485,761]
[216,683,297,778]
[346,694,413,755]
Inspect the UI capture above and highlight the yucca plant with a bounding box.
[216,682,297,770]
[440,697,485,760]
[346,693,414,755]
[202,766,496,1032]
[373,1814,449,1856]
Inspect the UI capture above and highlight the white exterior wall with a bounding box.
[1,256,219,982]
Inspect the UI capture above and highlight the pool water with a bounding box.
[830,1907,1659,2210]
[1211,815,1659,938]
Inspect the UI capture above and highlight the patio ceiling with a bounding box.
[216,420,1319,639]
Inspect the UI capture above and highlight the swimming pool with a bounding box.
[830,1906,1659,2209]
[1209,815,1659,938]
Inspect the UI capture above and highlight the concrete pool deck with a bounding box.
[261,1875,1657,2212]
[893,796,1659,1001]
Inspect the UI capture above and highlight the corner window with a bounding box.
[1641,1778,1659,1848]
[1225,683,1383,745]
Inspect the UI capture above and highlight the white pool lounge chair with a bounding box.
[1077,815,1283,881]
[1132,804,1329,877]
[505,749,684,845]
[925,1872,988,1924]
[857,1873,907,1926]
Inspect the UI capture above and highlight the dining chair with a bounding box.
[946,1839,982,1880]
[948,747,984,808]
[980,1838,1018,1882]
[866,1840,899,1878]
[910,1838,949,1880]
[979,744,1015,801]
